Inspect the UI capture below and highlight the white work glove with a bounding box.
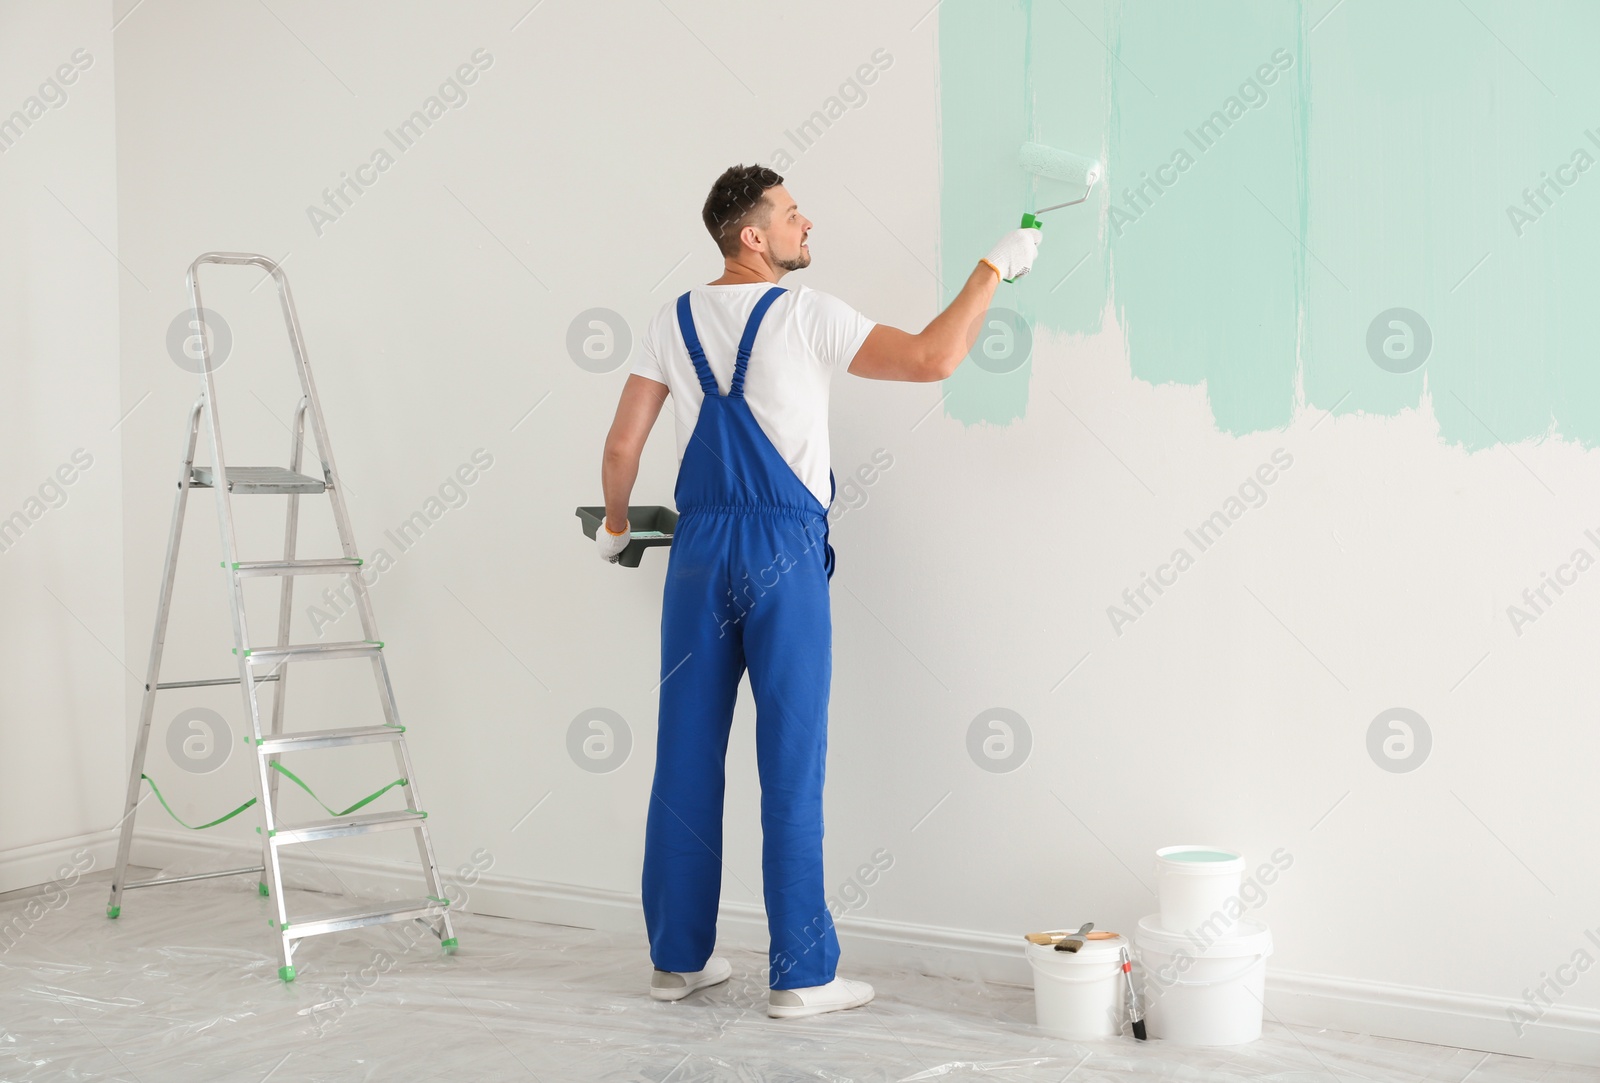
[596,518,630,563]
[981,227,1043,282]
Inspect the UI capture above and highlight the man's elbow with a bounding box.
[919,338,962,382]
[602,437,642,469]
[854,327,962,382]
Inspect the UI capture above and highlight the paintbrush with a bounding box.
[1120,944,1146,1040]
[1022,928,1120,952]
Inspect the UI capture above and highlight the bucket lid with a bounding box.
[1155,845,1245,874]
[1024,928,1128,965]
[1133,913,1273,958]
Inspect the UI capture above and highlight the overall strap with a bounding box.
[675,292,718,395]
[730,287,787,399]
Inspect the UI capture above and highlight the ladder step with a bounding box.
[280,895,449,941]
[232,557,362,577]
[257,724,405,754]
[191,465,326,495]
[270,808,426,846]
[241,640,383,665]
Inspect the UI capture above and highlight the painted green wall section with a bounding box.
[1305,1,1600,450]
[939,0,1600,449]
[1105,1,1307,436]
[937,0,1109,427]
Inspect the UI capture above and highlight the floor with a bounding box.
[0,867,1590,1083]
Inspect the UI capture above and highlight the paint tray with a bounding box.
[575,505,677,567]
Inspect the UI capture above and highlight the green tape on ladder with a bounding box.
[141,774,257,830]
[267,762,409,818]
[145,766,412,831]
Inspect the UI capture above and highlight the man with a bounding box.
[597,164,1040,1018]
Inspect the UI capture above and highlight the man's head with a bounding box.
[702,164,811,276]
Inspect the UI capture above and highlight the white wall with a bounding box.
[107,0,944,928]
[0,1,123,882]
[0,0,1592,1066]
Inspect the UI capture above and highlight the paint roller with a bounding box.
[1005,141,1103,282]
[1018,141,1103,225]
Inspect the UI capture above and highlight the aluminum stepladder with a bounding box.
[106,252,456,982]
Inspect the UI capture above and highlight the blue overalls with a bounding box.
[642,286,840,991]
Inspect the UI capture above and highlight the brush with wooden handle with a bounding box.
[1023,927,1121,952]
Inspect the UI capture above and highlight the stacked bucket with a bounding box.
[1025,845,1274,1044]
[1135,845,1274,1045]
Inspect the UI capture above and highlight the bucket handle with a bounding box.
[1141,952,1267,989]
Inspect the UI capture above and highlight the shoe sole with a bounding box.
[767,990,875,1019]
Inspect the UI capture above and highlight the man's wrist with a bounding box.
[978,257,1001,282]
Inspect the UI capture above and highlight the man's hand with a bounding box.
[980,227,1044,282]
[597,518,631,563]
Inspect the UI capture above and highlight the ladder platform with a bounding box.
[257,724,405,754]
[191,465,326,495]
[233,557,361,577]
[281,895,449,941]
[241,640,382,665]
[271,808,427,846]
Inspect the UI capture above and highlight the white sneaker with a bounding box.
[649,956,732,1001]
[767,977,875,1019]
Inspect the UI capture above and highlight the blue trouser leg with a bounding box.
[642,512,744,974]
[642,509,838,987]
[739,513,838,990]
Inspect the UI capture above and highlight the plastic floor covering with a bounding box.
[0,867,1590,1082]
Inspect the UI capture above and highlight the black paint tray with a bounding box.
[575,505,677,567]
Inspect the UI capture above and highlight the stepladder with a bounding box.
[107,252,456,982]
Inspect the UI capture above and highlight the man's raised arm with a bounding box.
[847,230,1041,383]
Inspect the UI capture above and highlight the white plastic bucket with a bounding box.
[1134,913,1273,1046]
[1025,928,1128,1040]
[1154,845,1246,934]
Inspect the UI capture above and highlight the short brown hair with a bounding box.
[702,164,784,257]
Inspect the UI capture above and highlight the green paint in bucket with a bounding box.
[1165,849,1238,863]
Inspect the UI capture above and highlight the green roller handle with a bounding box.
[1003,213,1044,283]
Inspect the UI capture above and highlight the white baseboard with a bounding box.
[0,830,110,898]
[6,831,1595,1068]
[1266,969,1600,1068]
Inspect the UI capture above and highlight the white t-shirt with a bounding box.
[631,283,876,510]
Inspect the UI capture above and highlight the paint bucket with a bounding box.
[1134,913,1273,1045]
[1025,928,1128,1039]
[1154,845,1246,934]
